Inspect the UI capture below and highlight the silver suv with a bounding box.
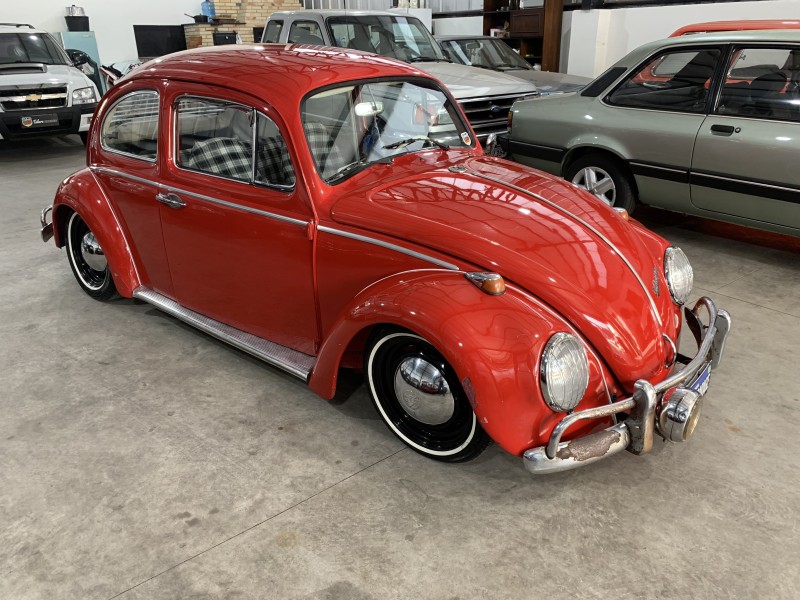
[0,23,99,143]
[261,10,538,141]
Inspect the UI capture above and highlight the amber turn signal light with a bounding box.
[614,207,630,220]
[465,272,506,295]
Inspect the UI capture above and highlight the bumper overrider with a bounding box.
[524,297,731,474]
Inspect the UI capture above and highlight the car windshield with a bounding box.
[327,15,447,63]
[0,32,70,65]
[302,78,473,183]
[440,38,531,71]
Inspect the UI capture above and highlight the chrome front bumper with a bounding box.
[523,297,731,475]
[40,205,54,243]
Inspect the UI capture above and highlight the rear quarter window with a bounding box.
[100,90,159,161]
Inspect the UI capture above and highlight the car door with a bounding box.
[600,46,723,212]
[158,84,318,355]
[691,44,800,233]
[95,85,173,295]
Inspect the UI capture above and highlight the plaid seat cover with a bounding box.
[257,136,296,187]
[303,122,346,178]
[186,137,252,181]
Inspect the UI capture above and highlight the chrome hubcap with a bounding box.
[80,232,107,271]
[393,357,454,425]
[572,166,616,205]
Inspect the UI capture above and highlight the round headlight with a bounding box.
[664,246,693,306]
[540,333,590,413]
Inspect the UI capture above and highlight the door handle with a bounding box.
[710,124,736,135]
[155,192,186,209]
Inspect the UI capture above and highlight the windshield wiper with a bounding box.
[383,136,449,151]
[408,56,439,63]
[327,155,393,183]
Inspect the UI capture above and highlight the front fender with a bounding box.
[52,168,140,297]
[309,270,618,456]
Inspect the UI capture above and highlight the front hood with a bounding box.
[0,64,90,90]
[331,157,674,388]
[419,62,538,98]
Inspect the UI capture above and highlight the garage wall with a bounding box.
[564,0,800,77]
[5,0,197,64]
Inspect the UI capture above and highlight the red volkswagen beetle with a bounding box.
[40,45,730,474]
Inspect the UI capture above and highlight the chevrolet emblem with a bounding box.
[25,93,42,102]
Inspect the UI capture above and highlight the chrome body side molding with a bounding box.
[318,225,460,271]
[133,288,315,381]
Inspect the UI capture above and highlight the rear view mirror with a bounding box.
[465,42,480,51]
[354,101,383,117]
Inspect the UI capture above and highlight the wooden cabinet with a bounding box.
[481,0,561,72]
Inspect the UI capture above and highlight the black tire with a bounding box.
[79,132,89,145]
[365,329,491,462]
[65,211,118,300]
[565,153,637,213]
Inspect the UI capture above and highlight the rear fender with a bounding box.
[309,270,616,456]
[52,168,140,297]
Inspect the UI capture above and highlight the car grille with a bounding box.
[0,85,68,110]
[458,93,532,139]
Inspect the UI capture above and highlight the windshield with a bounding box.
[327,15,447,63]
[0,32,70,65]
[302,79,473,183]
[440,38,531,71]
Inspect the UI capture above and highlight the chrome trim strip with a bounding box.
[91,167,308,228]
[469,168,663,326]
[132,287,315,380]
[318,225,460,271]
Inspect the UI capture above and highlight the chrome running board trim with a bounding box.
[132,288,315,381]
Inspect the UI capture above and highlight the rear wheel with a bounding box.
[565,153,636,213]
[365,329,490,462]
[66,211,118,300]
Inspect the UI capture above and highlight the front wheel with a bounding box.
[65,211,118,300]
[365,330,490,462]
[565,154,636,213]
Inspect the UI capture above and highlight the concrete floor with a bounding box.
[1,136,798,600]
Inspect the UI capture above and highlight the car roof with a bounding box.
[128,44,430,110]
[616,29,800,68]
[670,19,800,37]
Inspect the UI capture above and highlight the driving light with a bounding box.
[657,388,702,442]
[540,333,590,413]
[72,87,97,105]
[465,272,505,295]
[664,247,693,306]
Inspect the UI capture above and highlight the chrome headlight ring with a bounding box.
[664,246,694,306]
[540,332,590,413]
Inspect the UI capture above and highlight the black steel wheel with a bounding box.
[65,211,118,300]
[365,329,490,462]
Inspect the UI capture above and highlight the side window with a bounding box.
[101,90,159,161]
[263,20,283,43]
[717,46,800,122]
[256,113,296,187]
[607,48,721,114]
[176,97,254,182]
[175,96,295,188]
[288,20,323,44]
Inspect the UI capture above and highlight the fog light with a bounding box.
[657,388,702,442]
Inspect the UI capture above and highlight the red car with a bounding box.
[40,45,731,474]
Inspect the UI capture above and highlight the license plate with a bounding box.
[690,363,712,397]
[21,114,59,128]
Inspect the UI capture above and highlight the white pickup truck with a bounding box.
[261,10,539,142]
[0,23,99,143]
